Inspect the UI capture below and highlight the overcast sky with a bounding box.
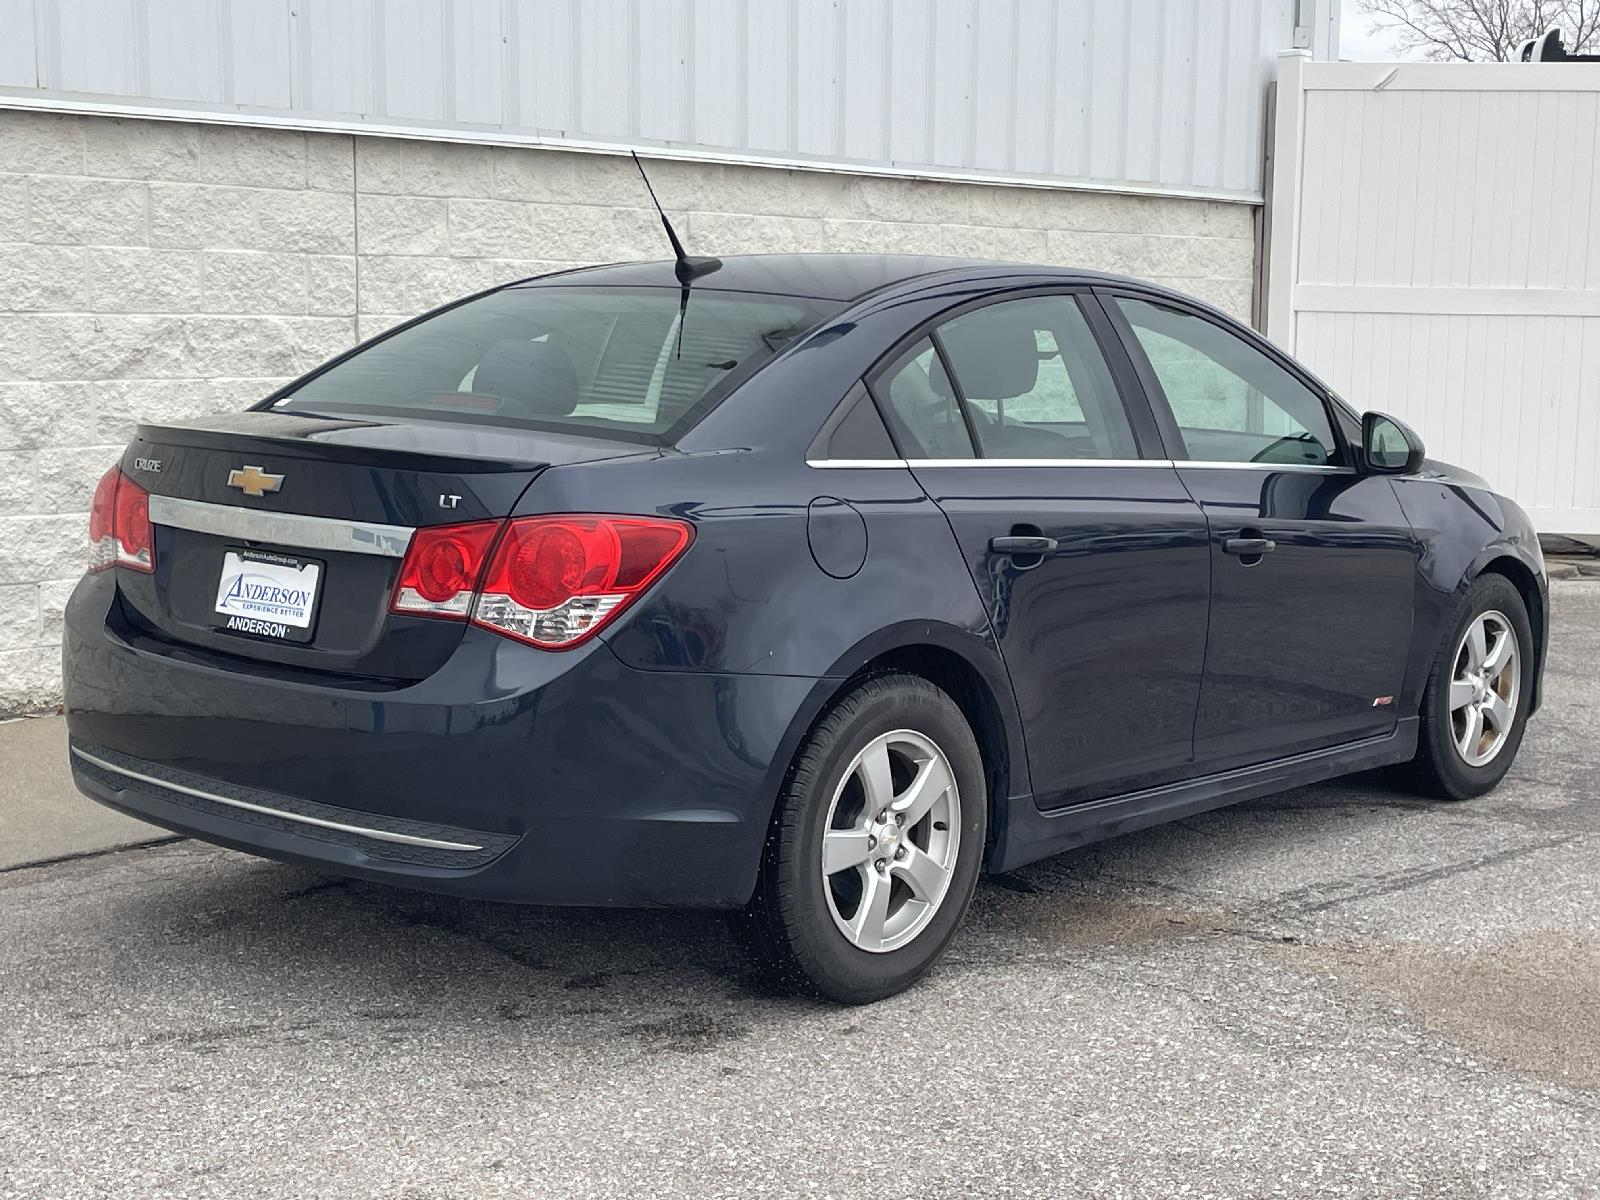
[1339,0,1422,60]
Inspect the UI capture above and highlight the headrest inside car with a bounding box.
[936,318,1040,399]
[471,340,580,416]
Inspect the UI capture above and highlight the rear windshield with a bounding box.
[272,285,842,444]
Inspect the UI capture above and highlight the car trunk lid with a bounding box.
[115,411,654,681]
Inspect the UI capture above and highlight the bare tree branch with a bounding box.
[1357,0,1600,59]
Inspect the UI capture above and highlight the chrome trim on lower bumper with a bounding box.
[146,494,415,558]
[70,747,483,852]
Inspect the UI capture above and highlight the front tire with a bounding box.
[743,673,986,1004]
[1407,573,1533,800]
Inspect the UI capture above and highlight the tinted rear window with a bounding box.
[273,285,842,444]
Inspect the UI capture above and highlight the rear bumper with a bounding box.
[63,572,825,907]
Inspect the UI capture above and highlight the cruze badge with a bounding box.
[227,464,284,497]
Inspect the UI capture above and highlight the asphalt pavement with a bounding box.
[2,584,1597,1199]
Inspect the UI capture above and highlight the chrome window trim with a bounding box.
[1176,461,1354,474]
[71,747,485,852]
[146,495,415,558]
[805,457,1354,472]
[910,458,1174,468]
[804,457,1176,469]
[805,458,912,469]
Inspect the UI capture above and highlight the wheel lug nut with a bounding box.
[894,847,907,861]
[867,835,877,849]
[894,813,905,826]
[874,859,887,872]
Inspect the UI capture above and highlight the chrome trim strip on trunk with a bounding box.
[146,495,415,558]
[71,748,485,852]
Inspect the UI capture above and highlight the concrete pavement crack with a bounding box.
[1283,835,1582,915]
[0,835,184,876]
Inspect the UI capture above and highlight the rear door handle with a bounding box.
[1223,537,1276,556]
[990,535,1058,556]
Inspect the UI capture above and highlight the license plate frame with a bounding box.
[211,548,324,644]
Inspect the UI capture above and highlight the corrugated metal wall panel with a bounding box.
[638,0,689,144]
[1,0,1298,200]
[228,0,294,109]
[55,0,139,94]
[454,3,508,126]
[301,0,375,116]
[743,0,792,153]
[0,0,37,88]
[383,0,447,122]
[145,0,225,104]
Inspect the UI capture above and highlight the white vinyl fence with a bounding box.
[1265,52,1600,536]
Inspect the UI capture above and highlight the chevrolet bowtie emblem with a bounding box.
[227,464,284,498]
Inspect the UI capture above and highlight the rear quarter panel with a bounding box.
[516,447,1034,807]
[518,450,990,675]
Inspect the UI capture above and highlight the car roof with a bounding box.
[511,253,1137,303]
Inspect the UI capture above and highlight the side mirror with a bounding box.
[1361,411,1425,475]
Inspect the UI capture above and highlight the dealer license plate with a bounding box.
[211,549,323,644]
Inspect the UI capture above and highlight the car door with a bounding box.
[866,291,1212,807]
[1103,292,1421,772]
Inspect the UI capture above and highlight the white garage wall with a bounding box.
[0,108,1258,715]
[1266,53,1600,535]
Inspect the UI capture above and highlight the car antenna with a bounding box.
[631,152,720,361]
[631,151,721,284]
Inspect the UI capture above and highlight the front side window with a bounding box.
[275,286,842,444]
[1116,297,1340,467]
[935,295,1137,460]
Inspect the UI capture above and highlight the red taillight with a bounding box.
[389,520,499,617]
[88,466,154,574]
[480,515,693,649]
[88,467,117,572]
[398,514,691,647]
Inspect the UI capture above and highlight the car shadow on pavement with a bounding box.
[108,769,1438,1027]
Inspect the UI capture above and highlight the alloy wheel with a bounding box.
[1448,609,1521,768]
[819,730,960,954]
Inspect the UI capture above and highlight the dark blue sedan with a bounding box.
[63,254,1548,1003]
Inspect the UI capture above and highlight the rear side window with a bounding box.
[936,295,1137,460]
[872,338,976,459]
[275,286,842,445]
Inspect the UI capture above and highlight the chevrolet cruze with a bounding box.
[64,254,1547,1003]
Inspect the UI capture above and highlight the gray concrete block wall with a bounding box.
[0,108,1257,714]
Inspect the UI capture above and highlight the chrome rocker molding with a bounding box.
[146,494,415,558]
[70,746,484,852]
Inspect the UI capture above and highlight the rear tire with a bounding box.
[741,673,986,1004]
[1406,573,1533,801]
